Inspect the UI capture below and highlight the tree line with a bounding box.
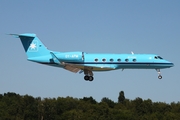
[0,91,180,120]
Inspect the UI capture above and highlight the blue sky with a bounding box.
[0,1,180,103]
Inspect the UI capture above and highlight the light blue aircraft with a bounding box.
[11,33,174,81]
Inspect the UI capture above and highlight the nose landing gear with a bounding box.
[156,69,162,79]
[158,75,162,79]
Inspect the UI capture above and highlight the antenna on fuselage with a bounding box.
[131,51,134,55]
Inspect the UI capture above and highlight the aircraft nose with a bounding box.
[170,63,174,67]
[168,62,174,67]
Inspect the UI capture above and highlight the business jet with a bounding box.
[10,33,174,81]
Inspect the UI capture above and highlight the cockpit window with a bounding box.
[158,56,163,59]
[154,56,163,59]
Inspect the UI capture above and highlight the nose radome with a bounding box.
[167,61,174,67]
[171,63,174,67]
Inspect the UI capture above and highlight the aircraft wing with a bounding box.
[50,52,115,74]
[50,52,81,73]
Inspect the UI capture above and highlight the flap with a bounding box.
[64,64,81,73]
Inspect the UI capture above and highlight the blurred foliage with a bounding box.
[0,92,180,120]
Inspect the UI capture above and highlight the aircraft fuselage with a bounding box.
[30,52,173,72]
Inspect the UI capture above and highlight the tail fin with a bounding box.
[10,33,50,59]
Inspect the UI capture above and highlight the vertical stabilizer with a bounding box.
[10,33,50,58]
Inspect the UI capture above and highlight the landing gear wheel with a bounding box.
[84,76,94,81]
[156,69,162,79]
[158,75,162,79]
[89,76,94,81]
[84,76,89,81]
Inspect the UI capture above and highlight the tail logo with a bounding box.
[28,40,38,52]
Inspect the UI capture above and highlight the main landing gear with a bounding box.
[84,75,94,81]
[156,69,162,79]
[84,69,94,81]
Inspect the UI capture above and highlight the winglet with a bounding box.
[50,52,61,65]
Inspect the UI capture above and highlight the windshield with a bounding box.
[154,56,163,59]
[158,56,163,59]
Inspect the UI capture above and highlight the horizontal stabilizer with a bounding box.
[9,33,36,38]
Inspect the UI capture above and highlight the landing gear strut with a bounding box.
[156,69,162,79]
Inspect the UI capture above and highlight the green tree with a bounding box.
[81,96,97,104]
[41,98,57,120]
[22,95,38,119]
[118,91,125,103]
[1,91,180,120]
[101,97,115,108]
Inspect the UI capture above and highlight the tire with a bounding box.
[84,76,89,81]
[158,75,162,79]
[89,76,94,81]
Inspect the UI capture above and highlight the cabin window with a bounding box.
[125,59,129,62]
[133,59,136,62]
[102,58,106,62]
[154,56,158,59]
[95,58,98,62]
[117,58,121,62]
[110,59,114,62]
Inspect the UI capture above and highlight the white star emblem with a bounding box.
[30,43,36,50]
